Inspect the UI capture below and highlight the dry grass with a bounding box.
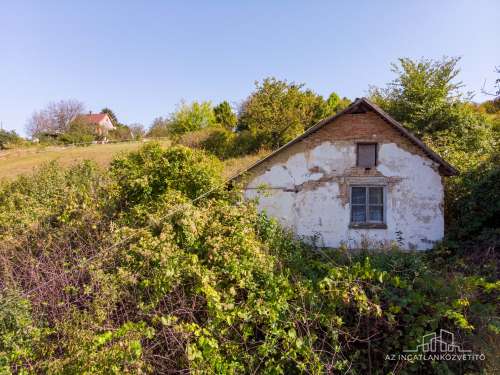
[222,149,270,179]
[0,139,268,182]
[0,140,171,181]
[175,128,218,148]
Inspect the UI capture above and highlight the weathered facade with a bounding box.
[241,98,457,250]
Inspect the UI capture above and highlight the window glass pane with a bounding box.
[351,187,366,205]
[369,187,383,204]
[352,205,366,223]
[369,206,383,222]
[357,144,376,167]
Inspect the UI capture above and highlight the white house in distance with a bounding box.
[238,98,458,250]
[78,112,115,137]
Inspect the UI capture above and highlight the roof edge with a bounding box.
[230,97,458,180]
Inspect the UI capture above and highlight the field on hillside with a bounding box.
[0,140,172,180]
[0,140,269,181]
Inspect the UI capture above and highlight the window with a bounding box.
[357,143,377,168]
[350,186,385,226]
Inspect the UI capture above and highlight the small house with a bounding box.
[78,113,115,137]
[239,98,458,250]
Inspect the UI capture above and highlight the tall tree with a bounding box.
[370,57,496,171]
[0,129,22,149]
[147,117,171,138]
[323,92,351,116]
[237,78,326,148]
[129,123,146,139]
[369,57,466,136]
[214,101,237,130]
[27,99,84,136]
[168,101,216,135]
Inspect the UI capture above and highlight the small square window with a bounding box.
[350,186,385,226]
[357,143,377,168]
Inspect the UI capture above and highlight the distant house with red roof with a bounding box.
[77,112,115,137]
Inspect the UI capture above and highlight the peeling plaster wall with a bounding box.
[244,141,444,250]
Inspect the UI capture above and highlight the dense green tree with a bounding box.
[478,99,500,114]
[369,57,468,136]
[237,78,327,148]
[108,124,133,141]
[447,150,500,240]
[168,101,217,135]
[323,92,351,116]
[0,129,23,149]
[369,57,496,169]
[213,101,237,130]
[147,117,171,138]
[370,57,499,250]
[58,118,98,144]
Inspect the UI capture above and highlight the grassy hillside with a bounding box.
[0,140,269,181]
[0,140,171,180]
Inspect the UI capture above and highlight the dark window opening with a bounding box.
[350,186,384,224]
[357,143,377,168]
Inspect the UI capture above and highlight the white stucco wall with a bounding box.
[99,117,115,131]
[244,141,444,250]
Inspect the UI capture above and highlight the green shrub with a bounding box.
[57,119,98,144]
[0,129,24,150]
[168,101,217,135]
[0,160,106,238]
[147,117,171,138]
[108,124,133,141]
[0,291,44,374]
[175,127,217,149]
[232,130,261,155]
[200,128,235,159]
[109,142,223,206]
[0,142,496,374]
[447,153,500,240]
[200,128,262,159]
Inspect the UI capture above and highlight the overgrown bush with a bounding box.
[110,143,223,206]
[175,127,217,149]
[200,128,236,159]
[175,127,260,159]
[147,117,171,138]
[0,143,497,374]
[57,119,98,144]
[0,291,43,373]
[446,152,500,240]
[108,124,133,141]
[0,129,24,150]
[168,101,217,135]
[200,128,262,159]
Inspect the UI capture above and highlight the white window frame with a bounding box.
[349,185,387,228]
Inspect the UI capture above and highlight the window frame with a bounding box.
[356,143,378,168]
[349,185,387,229]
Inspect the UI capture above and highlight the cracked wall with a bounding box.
[243,112,445,250]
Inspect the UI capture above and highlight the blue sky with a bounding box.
[1,1,499,135]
